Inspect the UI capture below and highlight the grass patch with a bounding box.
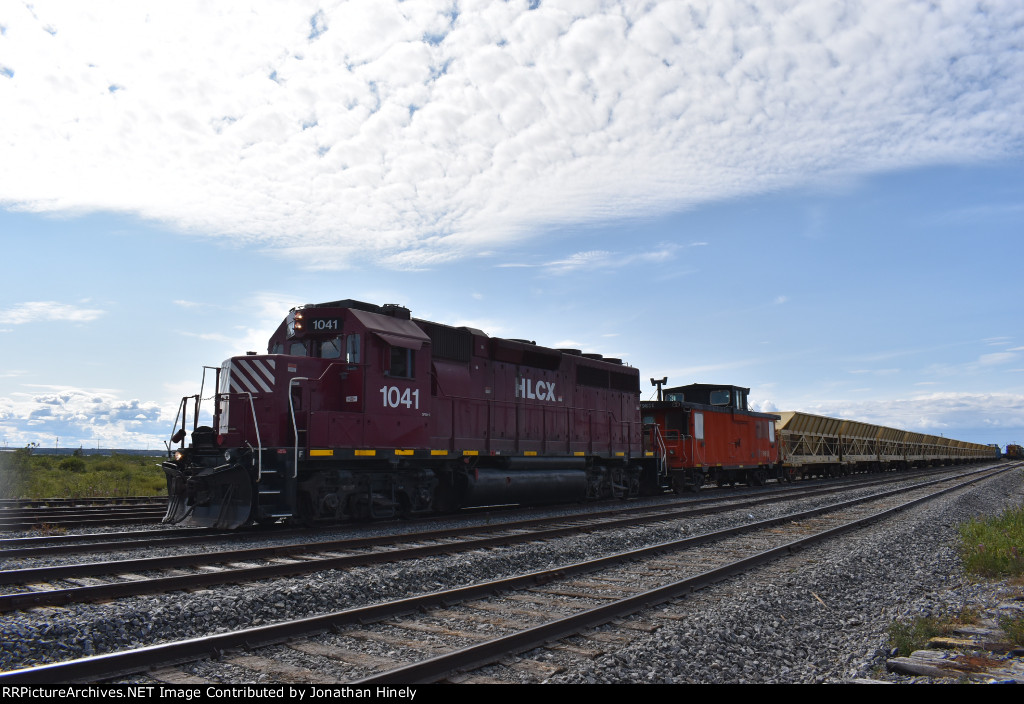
[0,449,166,499]
[1001,614,1024,647]
[958,505,1024,578]
[887,610,980,656]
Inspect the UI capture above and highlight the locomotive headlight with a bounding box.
[174,450,185,462]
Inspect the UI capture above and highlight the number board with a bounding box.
[307,318,341,332]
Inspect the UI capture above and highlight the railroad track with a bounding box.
[0,463,1011,683]
[0,500,169,531]
[0,463,961,560]
[0,466,982,612]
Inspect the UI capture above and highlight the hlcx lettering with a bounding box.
[516,377,557,401]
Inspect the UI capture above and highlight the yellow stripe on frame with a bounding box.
[430,450,448,456]
[573,452,585,457]
[462,450,479,456]
[523,451,537,456]
[394,450,414,456]
[310,449,334,457]
[354,450,376,457]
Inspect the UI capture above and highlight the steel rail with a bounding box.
[0,466,994,611]
[0,465,1010,683]
[0,462,984,560]
[354,465,1014,684]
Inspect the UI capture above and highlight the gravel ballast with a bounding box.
[544,467,1024,684]
[1,465,1020,683]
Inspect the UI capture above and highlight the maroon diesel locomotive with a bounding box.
[164,300,661,528]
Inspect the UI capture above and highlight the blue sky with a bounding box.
[1,1,1022,450]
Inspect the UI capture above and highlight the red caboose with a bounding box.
[164,300,662,528]
[641,384,779,491]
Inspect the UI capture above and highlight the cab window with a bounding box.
[710,390,731,406]
[387,346,415,378]
[320,336,342,359]
[346,334,361,363]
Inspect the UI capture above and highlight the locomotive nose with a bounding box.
[162,457,254,529]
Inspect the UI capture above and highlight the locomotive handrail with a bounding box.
[289,377,309,479]
[241,391,263,481]
[168,396,186,450]
[197,365,220,434]
[650,423,667,477]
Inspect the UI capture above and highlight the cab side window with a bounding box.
[346,334,361,363]
[387,346,415,378]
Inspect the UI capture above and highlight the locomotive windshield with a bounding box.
[320,336,342,359]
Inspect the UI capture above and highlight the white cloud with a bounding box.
[796,392,1024,438]
[0,385,172,448]
[1,1,1020,268]
[0,301,105,324]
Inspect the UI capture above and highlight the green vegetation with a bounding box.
[958,505,1024,578]
[1001,613,1024,647]
[0,447,166,499]
[887,610,980,656]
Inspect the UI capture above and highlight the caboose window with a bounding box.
[734,389,747,410]
[388,346,415,378]
[666,411,686,434]
[666,392,684,403]
[710,390,730,406]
